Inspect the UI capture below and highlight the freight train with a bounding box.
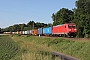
[4,23,77,37]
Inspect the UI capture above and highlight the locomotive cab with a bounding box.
[68,23,77,37]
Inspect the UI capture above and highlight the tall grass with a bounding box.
[11,35,60,60]
[11,35,90,60]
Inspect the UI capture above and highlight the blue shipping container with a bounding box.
[38,28,43,35]
[43,27,52,34]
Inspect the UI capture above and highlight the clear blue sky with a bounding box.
[0,0,76,28]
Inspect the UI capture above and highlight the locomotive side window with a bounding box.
[65,26,66,28]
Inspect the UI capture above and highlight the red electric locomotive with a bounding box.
[52,23,77,37]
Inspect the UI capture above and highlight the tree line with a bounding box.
[0,21,52,33]
[0,0,90,38]
[52,0,90,38]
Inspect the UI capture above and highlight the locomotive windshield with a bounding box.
[68,25,76,28]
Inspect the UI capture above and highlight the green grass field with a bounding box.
[11,35,55,60]
[0,35,20,60]
[1,35,90,60]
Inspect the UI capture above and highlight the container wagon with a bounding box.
[32,29,38,35]
[27,30,32,35]
[38,28,43,35]
[43,27,52,36]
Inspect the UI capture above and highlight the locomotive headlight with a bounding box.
[74,29,77,30]
[69,29,71,31]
